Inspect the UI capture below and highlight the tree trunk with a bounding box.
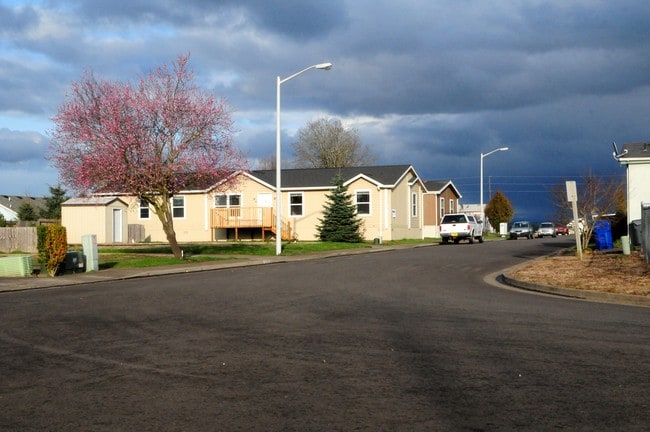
[165,227,182,260]
[153,199,183,260]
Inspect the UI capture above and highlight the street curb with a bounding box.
[3,243,649,308]
[0,244,414,293]
[496,257,650,308]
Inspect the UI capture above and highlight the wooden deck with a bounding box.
[210,207,295,241]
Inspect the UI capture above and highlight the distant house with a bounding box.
[422,180,462,238]
[615,142,650,222]
[0,195,46,222]
[60,165,432,244]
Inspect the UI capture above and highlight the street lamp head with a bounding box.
[315,62,333,70]
[499,147,509,151]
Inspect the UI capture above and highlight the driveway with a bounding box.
[1,238,648,431]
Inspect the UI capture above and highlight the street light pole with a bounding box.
[480,147,509,232]
[276,62,332,255]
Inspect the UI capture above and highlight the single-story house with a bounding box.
[422,180,462,238]
[615,142,650,222]
[0,195,46,222]
[61,165,463,244]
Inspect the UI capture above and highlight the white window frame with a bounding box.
[214,193,241,208]
[411,192,418,217]
[289,192,304,217]
[449,199,455,214]
[139,199,150,220]
[172,196,185,219]
[440,197,445,218]
[355,190,371,216]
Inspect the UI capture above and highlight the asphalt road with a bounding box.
[1,238,648,431]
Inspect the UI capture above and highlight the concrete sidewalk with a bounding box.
[0,245,399,293]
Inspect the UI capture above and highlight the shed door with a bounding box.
[112,208,123,243]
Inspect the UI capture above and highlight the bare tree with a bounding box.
[256,155,276,170]
[549,172,625,251]
[292,118,376,168]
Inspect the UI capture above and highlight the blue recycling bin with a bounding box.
[593,220,613,250]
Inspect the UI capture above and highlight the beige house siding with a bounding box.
[60,166,439,245]
[213,175,277,240]
[210,174,276,240]
[385,173,423,240]
[62,198,128,244]
[124,193,214,243]
[285,177,391,241]
[349,177,382,241]
[286,188,327,241]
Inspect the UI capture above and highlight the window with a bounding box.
[440,197,445,218]
[139,199,150,219]
[172,196,185,218]
[409,192,417,217]
[215,194,227,207]
[289,193,303,216]
[356,191,370,215]
[214,194,241,207]
[449,199,455,214]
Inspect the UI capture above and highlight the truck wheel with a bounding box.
[469,235,474,244]
[442,237,449,244]
[478,235,484,243]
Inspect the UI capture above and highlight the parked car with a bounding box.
[537,222,557,238]
[555,223,569,235]
[439,213,484,244]
[509,221,534,239]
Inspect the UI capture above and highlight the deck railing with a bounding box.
[210,207,294,240]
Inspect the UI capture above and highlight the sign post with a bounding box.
[566,181,582,260]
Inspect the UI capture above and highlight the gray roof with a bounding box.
[423,180,462,197]
[249,165,416,189]
[620,142,650,160]
[62,196,127,206]
[0,195,46,214]
[423,180,450,192]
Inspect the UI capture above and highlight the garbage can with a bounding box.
[593,220,613,250]
[629,219,642,246]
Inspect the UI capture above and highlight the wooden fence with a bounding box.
[0,227,38,253]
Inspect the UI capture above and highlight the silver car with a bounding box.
[537,222,557,238]
[509,221,534,239]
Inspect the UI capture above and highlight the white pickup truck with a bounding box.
[439,213,484,244]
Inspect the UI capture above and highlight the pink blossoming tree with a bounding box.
[50,55,247,259]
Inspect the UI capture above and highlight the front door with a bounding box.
[112,208,123,243]
[258,193,273,225]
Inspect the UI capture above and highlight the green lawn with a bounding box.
[95,241,380,269]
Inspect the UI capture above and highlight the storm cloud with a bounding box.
[1,0,648,219]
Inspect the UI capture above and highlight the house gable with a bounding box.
[423,180,462,198]
[617,142,650,221]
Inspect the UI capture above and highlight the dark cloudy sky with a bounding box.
[2,0,648,221]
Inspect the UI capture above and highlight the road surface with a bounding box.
[1,238,648,431]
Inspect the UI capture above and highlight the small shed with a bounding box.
[62,197,129,244]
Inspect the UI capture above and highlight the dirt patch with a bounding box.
[509,249,650,297]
